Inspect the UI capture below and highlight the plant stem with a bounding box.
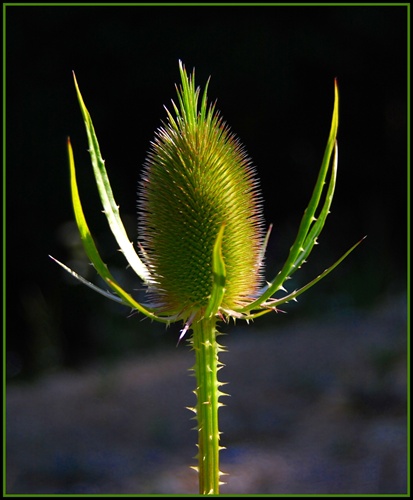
[191,316,224,495]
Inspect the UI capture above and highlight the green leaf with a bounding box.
[105,278,176,323]
[272,236,367,306]
[239,80,340,312]
[67,136,119,286]
[293,141,338,269]
[205,223,227,319]
[72,72,151,283]
[241,236,366,319]
[49,255,124,305]
[63,137,168,322]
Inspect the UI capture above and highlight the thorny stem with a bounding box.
[190,316,226,495]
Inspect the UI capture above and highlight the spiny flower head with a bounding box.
[138,62,265,319]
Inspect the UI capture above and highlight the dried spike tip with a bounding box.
[138,61,265,321]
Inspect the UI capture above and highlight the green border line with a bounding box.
[3,2,410,498]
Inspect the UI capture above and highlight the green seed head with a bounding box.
[138,62,265,319]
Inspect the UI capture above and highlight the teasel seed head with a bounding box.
[138,62,265,320]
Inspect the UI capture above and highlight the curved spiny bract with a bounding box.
[138,63,265,320]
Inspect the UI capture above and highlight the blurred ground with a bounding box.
[6,293,407,495]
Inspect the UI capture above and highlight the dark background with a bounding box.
[5,4,408,495]
[6,4,407,379]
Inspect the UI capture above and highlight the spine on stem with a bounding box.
[189,317,227,495]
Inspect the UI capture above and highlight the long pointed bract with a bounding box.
[239,80,340,312]
[205,224,227,319]
[244,236,366,319]
[62,138,169,322]
[72,72,151,283]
